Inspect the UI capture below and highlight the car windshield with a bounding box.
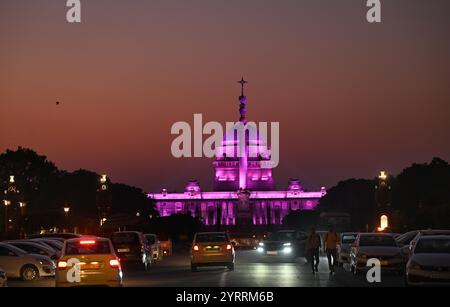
[342,234,357,244]
[196,233,228,243]
[112,233,140,245]
[359,235,397,247]
[415,238,450,254]
[66,241,110,255]
[267,232,295,241]
[395,231,418,245]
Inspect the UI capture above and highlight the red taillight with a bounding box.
[193,245,199,251]
[57,260,68,269]
[109,258,120,268]
[226,244,232,250]
[80,240,96,245]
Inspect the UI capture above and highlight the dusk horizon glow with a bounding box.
[1,0,450,193]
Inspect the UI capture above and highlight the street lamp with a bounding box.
[378,171,387,181]
[63,206,70,215]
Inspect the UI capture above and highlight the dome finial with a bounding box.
[238,77,247,97]
[237,77,248,124]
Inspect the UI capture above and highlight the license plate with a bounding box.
[118,248,130,253]
[267,251,278,255]
[80,263,100,270]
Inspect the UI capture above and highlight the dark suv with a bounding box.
[111,231,152,271]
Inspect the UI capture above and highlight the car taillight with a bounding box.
[193,245,199,251]
[109,258,120,268]
[226,244,232,250]
[57,260,68,269]
[80,240,96,245]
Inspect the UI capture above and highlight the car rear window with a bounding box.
[196,233,228,243]
[112,233,140,245]
[360,235,397,247]
[415,238,450,254]
[66,241,110,255]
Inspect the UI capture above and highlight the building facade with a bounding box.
[147,79,326,228]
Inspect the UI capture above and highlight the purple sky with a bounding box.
[1,0,450,192]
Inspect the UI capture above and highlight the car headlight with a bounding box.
[257,247,264,253]
[283,247,292,254]
[258,242,264,247]
[283,242,291,247]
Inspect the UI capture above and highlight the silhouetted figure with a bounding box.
[307,227,321,274]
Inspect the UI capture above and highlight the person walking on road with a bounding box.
[323,226,340,274]
[307,228,321,274]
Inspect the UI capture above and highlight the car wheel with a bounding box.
[21,265,39,281]
[191,264,197,272]
[227,263,235,271]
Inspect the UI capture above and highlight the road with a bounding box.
[7,249,405,287]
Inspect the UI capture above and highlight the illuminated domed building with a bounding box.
[148,79,326,229]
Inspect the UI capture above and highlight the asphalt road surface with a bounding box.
[7,249,405,287]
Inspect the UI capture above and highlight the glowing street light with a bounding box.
[19,202,26,208]
[9,176,15,183]
[3,200,11,206]
[63,206,70,214]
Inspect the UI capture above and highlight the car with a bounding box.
[56,237,122,287]
[0,242,55,281]
[406,235,450,286]
[257,230,308,260]
[350,233,404,275]
[408,230,450,251]
[28,233,81,240]
[144,234,163,261]
[191,232,235,272]
[337,232,358,266]
[111,231,152,271]
[4,240,59,260]
[159,235,173,256]
[0,267,7,287]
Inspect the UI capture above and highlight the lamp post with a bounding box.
[375,170,391,231]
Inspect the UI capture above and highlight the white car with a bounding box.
[406,235,450,286]
[350,233,404,275]
[0,267,7,287]
[0,242,55,281]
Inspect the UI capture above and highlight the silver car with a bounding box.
[0,242,55,281]
[406,235,450,286]
[5,240,59,260]
[350,233,404,275]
